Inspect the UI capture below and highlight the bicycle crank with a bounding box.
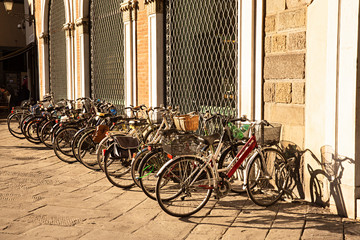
[215,179,231,198]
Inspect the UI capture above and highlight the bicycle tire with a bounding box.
[7,113,25,139]
[40,120,55,148]
[20,114,34,137]
[53,127,78,163]
[155,156,213,217]
[130,148,150,188]
[218,141,246,193]
[77,129,101,170]
[25,117,43,144]
[72,127,95,162]
[246,148,288,207]
[138,148,168,200]
[96,135,113,172]
[103,144,135,188]
[143,126,160,143]
[36,117,49,142]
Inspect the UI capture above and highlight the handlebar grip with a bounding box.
[262,120,271,126]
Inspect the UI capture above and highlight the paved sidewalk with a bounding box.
[0,120,360,240]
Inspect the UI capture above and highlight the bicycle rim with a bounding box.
[104,145,135,188]
[156,157,212,217]
[7,113,25,139]
[131,148,149,188]
[139,149,168,200]
[53,128,78,163]
[77,130,101,170]
[40,121,54,148]
[246,148,288,206]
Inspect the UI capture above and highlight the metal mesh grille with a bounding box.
[90,0,125,113]
[49,0,67,101]
[165,0,238,116]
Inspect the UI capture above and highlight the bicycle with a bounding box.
[155,115,288,217]
[136,111,223,200]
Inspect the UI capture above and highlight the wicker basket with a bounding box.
[173,114,199,132]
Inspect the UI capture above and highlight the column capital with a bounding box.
[121,0,138,21]
[145,0,163,15]
[63,22,75,37]
[39,32,49,44]
[75,18,89,35]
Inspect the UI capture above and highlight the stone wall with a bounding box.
[264,0,308,148]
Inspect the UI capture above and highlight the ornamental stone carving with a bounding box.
[63,22,75,37]
[144,0,163,15]
[75,18,89,35]
[121,0,138,22]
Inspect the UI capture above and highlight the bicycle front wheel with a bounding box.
[53,127,78,163]
[7,113,25,139]
[156,156,213,217]
[139,148,168,200]
[246,148,288,207]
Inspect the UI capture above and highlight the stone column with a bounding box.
[63,22,76,100]
[75,17,90,98]
[121,0,138,106]
[39,32,50,98]
[145,0,164,107]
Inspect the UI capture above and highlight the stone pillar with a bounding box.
[239,0,264,120]
[263,0,307,147]
[75,17,90,98]
[39,32,50,98]
[145,0,164,107]
[63,22,76,100]
[121,0,138,106]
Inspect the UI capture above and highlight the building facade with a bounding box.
[32,0,360,219]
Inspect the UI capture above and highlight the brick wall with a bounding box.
[137,0,149,105]
[263,0,307,147]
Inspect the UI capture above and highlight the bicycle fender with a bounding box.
[243,151,260,189]
[156,155,203,177]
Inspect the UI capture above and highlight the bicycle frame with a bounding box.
[158,122,269,193]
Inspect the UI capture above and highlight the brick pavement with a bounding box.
[0,119,360,240]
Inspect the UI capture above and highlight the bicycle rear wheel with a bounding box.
[246,148,288,206]
[156,156,213,217]
[103,145,135,188]
[77,129,101,170]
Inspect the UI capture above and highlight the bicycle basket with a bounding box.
[149,109,162,124]
[162,135,200,157]
[255,123,282,145]
[173,114,199,132]
[114,135,140,150]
